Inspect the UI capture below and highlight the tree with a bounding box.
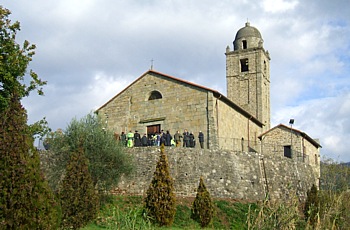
[0,96,60,229]
[0,6,59,229]
[144,145,176,226]
[44,113,133,197]
[191,176,214,228]
[0,6,46,112]
[304,184,319,227]
[59,146,99,229]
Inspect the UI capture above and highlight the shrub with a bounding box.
[144,145,176,226]
[191,176,214,228]
[43,113,133,199]
[304,184,319,227]
[0,96,60,229]
[59,146,99,229]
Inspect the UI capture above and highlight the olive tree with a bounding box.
[44,113,134,198]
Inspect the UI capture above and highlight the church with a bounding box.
[97,22,321,182]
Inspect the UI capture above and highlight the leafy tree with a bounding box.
[304,184,319,227]
[191,176,214,228]
[0,6,46,112]
[59,146,99,229]
[0,6,59,229]
[320,157,350,191]
[43,113,133,197]
[144,145,176,226]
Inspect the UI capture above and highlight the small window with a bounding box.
[148,91,162,100]
[284,145,292,158]
[240,58,249,72]
[242,40,247,49]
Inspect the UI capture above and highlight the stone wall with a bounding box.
[116,146,318,201]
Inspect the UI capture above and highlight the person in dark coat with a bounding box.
[183,129,189,147]
[141,134,148,146]
[198,131,204,149]
[134,130,141,147]
[160,131,166,146]
[165,130,172,146]
[189,132,195,148]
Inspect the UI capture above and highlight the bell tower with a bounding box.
[225,22,271,130]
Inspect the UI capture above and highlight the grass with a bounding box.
[82,195,254,229]
[81,190,350,229]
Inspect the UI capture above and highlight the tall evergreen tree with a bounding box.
[0,96,60,229]
[144,145,176,226]
[191,176,214,228]
[0,6,59,229]
[59,145,99,229]
[304,184,319,227]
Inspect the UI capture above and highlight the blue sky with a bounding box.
[3,0,350,162]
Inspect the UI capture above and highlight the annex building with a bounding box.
[97,23,321,199]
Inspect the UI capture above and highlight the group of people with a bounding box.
[118,129,205,149]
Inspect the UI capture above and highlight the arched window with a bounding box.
[148,90,162,100]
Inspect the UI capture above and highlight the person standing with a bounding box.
[120,131,127,146]
[127,130,134,147]
[183,129,189,147]
[165,130,172,146]
[141,134,148,146]
[198,131,204,149]
[189,132,195,148]
[174,130,182,147]
[134,130,141,147]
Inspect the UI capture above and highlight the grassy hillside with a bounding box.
[82,195,256,229]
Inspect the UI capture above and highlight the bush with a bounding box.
[191,176,214,228]
[143,145,176,226]
[42,113,133,199]
[304,184,319,227]
[59,146,99,229]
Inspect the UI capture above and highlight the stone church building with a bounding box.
[97,23,321,198]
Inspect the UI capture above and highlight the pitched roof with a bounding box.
[258,124,322,148]
[96,70,263,126]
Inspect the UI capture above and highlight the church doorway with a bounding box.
[147,124,161,137]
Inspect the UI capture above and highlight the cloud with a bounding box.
[260,0,299,13]
[272,92,350,162]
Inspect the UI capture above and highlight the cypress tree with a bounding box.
[59,146,99,229]
[144,145,176,226]
[0,96,60,229]
[191,176,214,228]
[304,184,319,227]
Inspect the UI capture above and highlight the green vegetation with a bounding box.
[42,113,134,199]
[84,195,255,230]
[0,6,59,229]
[59,147,99,229]
[0,6,46,111]
[304,184,319,227]
[144,145,177,226]
[191,177,214,228]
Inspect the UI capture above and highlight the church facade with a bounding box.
[97,22,321,191]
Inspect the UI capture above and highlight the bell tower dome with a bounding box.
[226,22,271,130]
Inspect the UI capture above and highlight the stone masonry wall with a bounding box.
[115,146,318,201]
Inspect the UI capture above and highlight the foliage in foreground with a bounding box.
[41,113,133,198]
[59,146,99,229]
[0,6,46,111]
[191,177,214,228]
[304,184,319,227]
[144,145,176,226]
[0,96,60,229]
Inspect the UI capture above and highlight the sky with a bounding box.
[3,0,350,162]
